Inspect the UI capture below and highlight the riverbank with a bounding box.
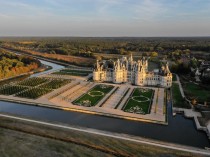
[1,47,94,67]
[0,113,209,157]
[172,74,210,141]
[173,107,210,140]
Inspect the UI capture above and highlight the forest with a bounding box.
[0,37,210,70]
[0,49,41,79]
[1,37,210,56]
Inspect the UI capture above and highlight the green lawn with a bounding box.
[73,84,114,107]
[123,88,154,114]
[172,83,191,109]
[52,69,91,76]
[172,74,177,81]
[183,82,210,103]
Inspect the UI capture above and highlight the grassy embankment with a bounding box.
[0,116,206,157]
[172,83,191,109]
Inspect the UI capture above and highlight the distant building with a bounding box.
[93,55,172,88]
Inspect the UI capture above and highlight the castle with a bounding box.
[93,55,172,88]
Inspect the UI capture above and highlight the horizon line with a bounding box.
[1,35,210,38]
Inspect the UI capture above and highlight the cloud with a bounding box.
[132,0,167,21]
[0,0,54,17]
[0,0,210,36]
[0,13,11,18]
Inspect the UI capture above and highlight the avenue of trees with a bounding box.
[0,49,41,79]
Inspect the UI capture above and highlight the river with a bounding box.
[0,59,209,148]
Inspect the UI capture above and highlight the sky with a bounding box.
[0,0,210,37]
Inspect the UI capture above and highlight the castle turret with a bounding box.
[95,60,100,71]
[93,60,106,82]
[160,62,172,88]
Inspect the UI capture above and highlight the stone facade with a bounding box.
[93,55,172,88]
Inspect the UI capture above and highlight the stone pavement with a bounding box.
[102,85,129,109]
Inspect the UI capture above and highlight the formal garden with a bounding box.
[123,88,154,114]
[39,79,71,89]
[0,85,29,95]
[0,77,71,99]
[16,87,53,99]
[73,84,114,107]
[18,77,48,87]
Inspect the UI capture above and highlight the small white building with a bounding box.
[93,55,172,88]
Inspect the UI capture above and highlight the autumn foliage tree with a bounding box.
[0,49,41,79]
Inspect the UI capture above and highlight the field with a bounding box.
[53,69,91,76]
[0,116,201,157]
[123,88,154,114]
[172,83,191,109]
[73,84,114,107]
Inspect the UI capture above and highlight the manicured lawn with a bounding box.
[183,82,210,103]
[172,83,191,109]
[73,84,114,107]
[123,88,154,114]
[53,69,91,76]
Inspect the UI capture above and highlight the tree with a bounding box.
[151,52,158,57]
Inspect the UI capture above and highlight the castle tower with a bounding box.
[113,59,123,83]
[160,62,172,88]
[134,60,146,86]
[93,60,101,81]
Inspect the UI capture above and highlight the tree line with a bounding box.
[0,49,41,79]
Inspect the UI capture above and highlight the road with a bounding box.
[0,113,209,156]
